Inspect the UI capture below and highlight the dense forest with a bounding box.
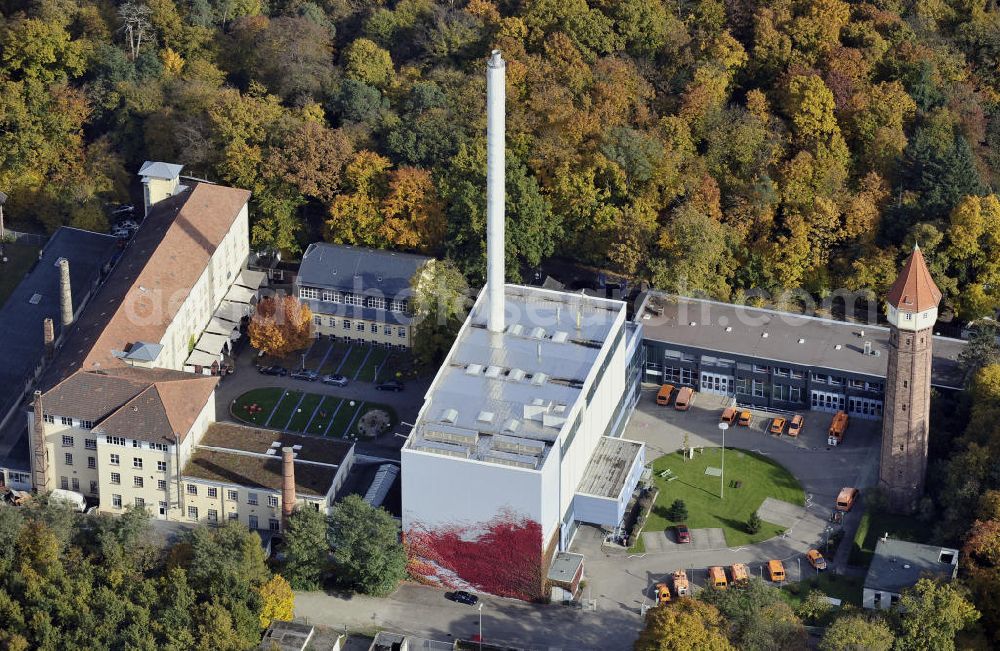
[1,0,999,316]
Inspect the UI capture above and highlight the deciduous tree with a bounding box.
[634,598,734,650]
[328,494,406,597]
[249,296,313,359]
[282,506,331,590]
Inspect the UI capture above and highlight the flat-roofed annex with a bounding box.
[406,284,626,468]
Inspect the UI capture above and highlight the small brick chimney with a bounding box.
[31,390,50,492]
[59,259,73,328]
[281,447,296,525]
[43,318,55,359]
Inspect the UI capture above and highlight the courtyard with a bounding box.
[233,386,397,440]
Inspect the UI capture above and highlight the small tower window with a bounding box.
[905,337,911,345]
[903,380,908,388]
[902,404,907,412]
[905,313,912,321]
[899,445,904,452]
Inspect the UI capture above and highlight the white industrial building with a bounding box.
[401,51,644,599]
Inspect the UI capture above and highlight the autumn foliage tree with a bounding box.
[634,598,734,650]
[249,295,312,359]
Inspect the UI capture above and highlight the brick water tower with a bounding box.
[879,245,942,513]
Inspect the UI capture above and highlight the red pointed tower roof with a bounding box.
[886,245,942,312]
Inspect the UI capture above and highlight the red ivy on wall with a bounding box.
[405,508,543,601]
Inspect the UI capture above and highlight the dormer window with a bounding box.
[905,312,912,321]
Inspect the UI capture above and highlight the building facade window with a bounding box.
[157,480,167,491]
[370,323,378,333]
[343,320,351,330]
[790,386,802,402]
[80,420,93,429]
[133,458,143,469]
[328,317,336,327]
[398,327,406,338]
[60,477,68,489]
[188,506,198,519]
[248,515,259,529]
[151,443,168,452]
[157,461,167,472]
[43,414,55,424]
[753,380,765,398]
[391,299,407,313]
[384,325,392,335]
[71,478,79,491]
[208,509,218,522]
[268,495,279,508]
[87,457,96,469]
[64,453,73,466]
[227,489,238,501]
[269,519,280,532]
[85,438,97,450]
[299,287,318,300]
[208,487,217,498]
[345,294,362,306]
[135,497,145,508]
[356,322,364,331]
[248,493,258,506]
[112,494,122,509]
[134,476,144,488]
[62,435,74,447]
[187,484,198,495]
[61,417,73,426]
[110,453,120,466]
[108,436,126,446]
[790,369,804,379]
[736,377,750,395]
[368,297,385,310]
[228,512,239,521]
[111,472,121,484]
[89,481,98,494]
[313,315,322,325]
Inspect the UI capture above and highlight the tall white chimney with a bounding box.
[59,258,73,328]
[486,50,506,334]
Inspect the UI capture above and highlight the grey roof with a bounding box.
[576,437,644,499]
[258,621,315,651]
[864,538,959,594]
[0,227,118,421]
[138,161,183,180]
[637,293,967,389]
[547,551,585,584]
[406,285,626,467]
[297,242,430,298]
[0,420,30,472]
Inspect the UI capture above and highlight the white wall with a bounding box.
[401,447,544,536]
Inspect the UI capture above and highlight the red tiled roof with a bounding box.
[886,246,942,312]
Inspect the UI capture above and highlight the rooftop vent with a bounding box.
[477,411,495,424]
[725,326,732,332]
[798,338,805,344]
[835,344,843,350]
[531,372,548,386]
[762,332,769,338]
[440,408,458,424]
[465,363,483,376]
[864,341,873,356]
[29,293,42,305]
[689,321,697,326]
[508,368,526,382]
[266,448,277,455]
[530,326,546,339]
[551,331,569,343]
[503,418,520,433]
[53,257,67,267]
[507,323,524,336]
[485,365,502,379]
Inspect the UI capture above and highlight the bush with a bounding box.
[746,512,762,534]
[666,499,688,521]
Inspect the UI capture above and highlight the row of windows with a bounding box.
[44,415,94,429]
[311,316,406,337]
[299,287,407,312]
[185,484,280,507]
[61,436,99,449]
[59,476,97,493]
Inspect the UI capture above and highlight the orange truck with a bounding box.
[707,566,728,590]
[730,563,750,585]
[720,406,738,425]
[672,569,690,597]
[827,411,849,446]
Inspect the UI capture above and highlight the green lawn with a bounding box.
[328,400,363,437]
[642,448,805,547]
[303,340,331,368]
[285,393,324,432]
[0,242,41,309]
[849,508,929,567]
[305,396,343,435]
[782,573,863,622]
[232,387,285,425]
[339,346,370,379]
[356,347,390,382]
[319,342,352,374]
[267,390,303,429]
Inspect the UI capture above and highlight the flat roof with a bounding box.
[637,293,966,389]
[0,420,30,472]
[184,423,354,496]
[258,621,314,651]
[575,437,644,499]
[547,551,585,584]
[406,285,626,468]
[0,227,118,419]
[865,538,958,594]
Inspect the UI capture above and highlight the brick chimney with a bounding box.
[43,318,55,359]
[281,447,296,525]
[59,258,73,327]
[31,390,50,492]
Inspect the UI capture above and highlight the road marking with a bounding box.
[340,401,367,439]
[301,395,327,433]
[323,399,346,437]
[373,350,391,383]
[352,346,373,381]
[264,391,294,428]
[313,340,335,372]
[333,344,354,375]
[280,392,308,431]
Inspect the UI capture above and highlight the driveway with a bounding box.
[575,386,881,611]
[212,339,431,459]
[294,584,641,651]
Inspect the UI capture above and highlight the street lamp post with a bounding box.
[478,602,483,651]
[718,422,728,499]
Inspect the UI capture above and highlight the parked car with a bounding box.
[770,417,786,435]
[836,487,859,512]
[767,559,786,582]
[720,406,738,424]
[290,369,319,381]
[656,384,675,406]
[738,410,753,426]
[707,566,728,590]
[447,590,479,606]
[788,414,804,437]
[730,563,750,585]
[655,582,671,604]
[674,387,694,410]
[376,380,405,392]
[258,365,288,376]
[807,549,828,571]
[321,374,349,387]
[675,524,691,544]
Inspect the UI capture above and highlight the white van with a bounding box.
[49,489,87,512]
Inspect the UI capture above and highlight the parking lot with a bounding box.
[575,385,883,613]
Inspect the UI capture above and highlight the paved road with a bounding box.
[575,388,881,610]
[294,584,641,651]
[212,340,431,459]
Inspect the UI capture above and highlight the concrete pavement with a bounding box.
[294,584,641,651]
[575,388,881,611]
